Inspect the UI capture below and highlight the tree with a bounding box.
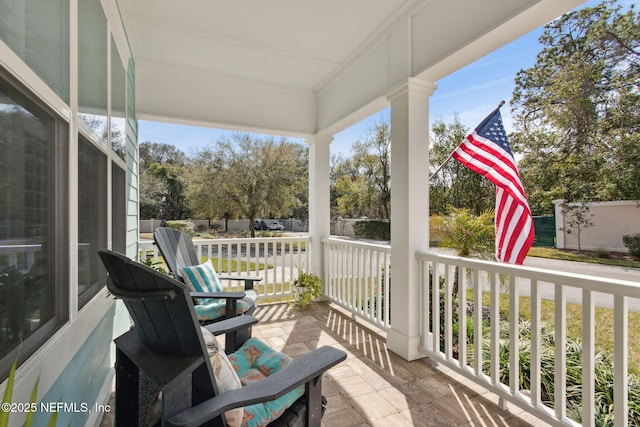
[147,163,192,220]
[187,148,237,230]
[190,134,307,237]
[429,115,495,215]
[560,202,595,252]
[138,141,190,220]
[511,0,640,211]
[430,208,495,259]
[430,208,495,296]
[332,121,391,219]
[139,141,187,170]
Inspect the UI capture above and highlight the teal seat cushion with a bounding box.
[194,289,258,321]
[229,338,305,427]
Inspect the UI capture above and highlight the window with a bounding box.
[0,69,68,376]
[111,36,126,160]
[0,0,70,102]
[78,0,108,142]
[78,135,108,307]
[112,163,126,254]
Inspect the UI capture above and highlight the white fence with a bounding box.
[319,236,640,426]
[138,236,310,300]
[322,237,391,330]
[417,250,640,427]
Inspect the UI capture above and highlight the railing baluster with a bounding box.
[554,284,566,421]
[432,261,440,355]
[531,279,541,408]
[384,251,391,328]
[614,295,628,427]
[509,275,519,396]
[473,269,481,376]
[364,248,370,319]
[490,272,499,386]
[582,289,595,427]
[445,263,453,360]
[459,266,467,368]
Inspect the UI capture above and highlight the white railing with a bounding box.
[138,236,309,300]
[322,237,391,330]
[0,243,41,273]
[417,250,640,427]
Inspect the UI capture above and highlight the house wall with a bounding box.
[554,200,640,252]
[0,0,134,425]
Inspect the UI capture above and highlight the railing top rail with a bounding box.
[193,236,308,243]
[140,236,308,246]
[417,249,640,298]
[322,236,391,252]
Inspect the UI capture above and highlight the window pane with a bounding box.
[78,0,108,142]
[111,37,126,160]
[78,136,107,306]
[112,163,126,254]
[0,0,70,101]
[0,71,67,366]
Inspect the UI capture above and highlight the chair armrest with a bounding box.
[217,275,262,291]
[202,315,259,336]
[190,291,245,300]
[165,346,347,427]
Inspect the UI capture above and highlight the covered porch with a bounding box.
[4,0,625,425]
[137,234,640,426]
[120,0,636,425]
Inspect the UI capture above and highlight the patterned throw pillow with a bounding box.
[181,259,224,297]
[201,326,243,427]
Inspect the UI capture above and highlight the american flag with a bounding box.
[452,106,534,264]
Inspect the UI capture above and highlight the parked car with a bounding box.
[268,221,285,231]
[253,220,268,230]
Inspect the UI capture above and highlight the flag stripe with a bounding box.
[452,108,534,265]
[453,134,529,208]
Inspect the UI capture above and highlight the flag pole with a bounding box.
[429,100,505,181]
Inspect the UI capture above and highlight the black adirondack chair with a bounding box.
[99,250,346,427]
[154,227,261,320]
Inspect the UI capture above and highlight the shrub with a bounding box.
[482,318,640,425]
[353,220,390,240]
[165,220,196,236]
[623,233,640,259]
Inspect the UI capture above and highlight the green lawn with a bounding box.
[528,247,640,268]
[143,255,271,273]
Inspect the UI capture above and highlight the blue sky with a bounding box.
[138,0,611,157]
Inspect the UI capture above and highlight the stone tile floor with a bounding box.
[101,301,549,426]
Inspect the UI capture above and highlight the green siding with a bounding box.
[33,305,116,426]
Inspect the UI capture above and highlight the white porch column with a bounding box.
[386,78,436,361]
[307,134,333,282]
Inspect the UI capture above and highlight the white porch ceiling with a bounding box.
[117,0,585,137]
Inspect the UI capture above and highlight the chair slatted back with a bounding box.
[100,250,206,357]
[154,227,200,282]
[100,250,223,420]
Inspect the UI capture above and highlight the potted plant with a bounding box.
[291,270,323,309]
